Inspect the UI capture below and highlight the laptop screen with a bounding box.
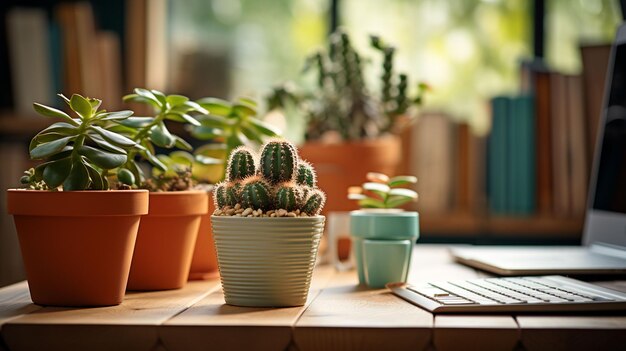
[592,43,626,214]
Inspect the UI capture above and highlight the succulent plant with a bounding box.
[348,172,418,209]
[226,146,257,182]
[260,139,297,184]
[21,93,140,191]
[268,30,428,141]
[118,88,216,188]
[240,176,272,210]
[214,139,326,216]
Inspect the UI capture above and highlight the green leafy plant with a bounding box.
[347,172,418,209]
[20,94,140,191]
[268,29,428,141]
[118,88,216,188]
[190,97,281,180]
[214,140,326,216]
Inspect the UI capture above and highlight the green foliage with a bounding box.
[24,94,139,191]
[296,161,316,187]
[215,139,326,215]
[120,88,210,187]
[268,30,428,141]
[259,139,297,185]
[226,146,257,182]
[348,172,418,209]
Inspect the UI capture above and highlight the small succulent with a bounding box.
[21,93,140,190]
[214,139,326,216]
[348,172,418,209]
[118,88,216,188]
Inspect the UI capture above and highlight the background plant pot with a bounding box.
[7,189,148,306]
[299,135,402,213]
[188,192,219,280]
[127,191,208,290]
[212,216,325,307]
[350,210,419,288]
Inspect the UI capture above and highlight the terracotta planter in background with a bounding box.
[188,192,219,280]
[127,190,208,290]
[7,190,149,307]
[299,135,402,213]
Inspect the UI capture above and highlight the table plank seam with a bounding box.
[158,283,222,326]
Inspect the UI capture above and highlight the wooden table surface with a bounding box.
[1,245,625,351]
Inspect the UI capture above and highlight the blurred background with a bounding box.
[0,0,622,285]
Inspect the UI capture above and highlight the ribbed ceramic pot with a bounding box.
[211,216,325,307]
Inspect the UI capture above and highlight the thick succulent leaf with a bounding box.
[57,93,71,105]
[63,160,90,190]
[30,132,67,152]
[91,126,136,147]
[238,97,258,107]
[42,157,72,188]
[232,103,256,117]
[32,103,77,125]
[77,145,127,169]
[134,88,162,107]
[89,98,102,111]
[87,133,127,154]
[150,123,175,148]
[117,167,135,186]
[125,161,144,186]
[30,136,73,159]
[97,110,134,121]
[150,89,168,107]
[166,94,189,107]
[387,188,418,198]
[183,100,208,114]
[362,182,390,195]
[240,124,262,143]
[169,151,194,165]
[165,112,201,126]
[70,94,93,119]
[141,149,167,172]
[248,118,281,136]
[386,194,418,209]
[190,126,222,140]
[120,117,155,128]
[194,154,223,165]
[388,175,418,187]
[174,135,193,151]
[196,97,232,116]
[197,114,230,128]
[122,94,160,109]
[85,162,105,190]
[366,172,390,183]
[347,193,367,200]
[357,198,387,208]
[37,122,77,135]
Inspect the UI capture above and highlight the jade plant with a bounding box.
[347,172,418,209]
[20,93,140,190]
[116,88,217,189]
[268,29,428,141]
[213,139,325,217]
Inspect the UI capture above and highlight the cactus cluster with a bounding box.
[214,140,326,216]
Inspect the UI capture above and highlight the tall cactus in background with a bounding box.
[227,146,256,181]
[260,139,297,184]
[213,139,326,216]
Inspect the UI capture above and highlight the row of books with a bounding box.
[406,45,611,219]
[2,0,167,114]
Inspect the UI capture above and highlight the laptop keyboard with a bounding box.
[407,276,615,306]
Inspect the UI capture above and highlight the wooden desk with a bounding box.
[0,245,625,351]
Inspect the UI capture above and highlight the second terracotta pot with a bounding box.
[188,191,220,280]
[127,190,208,290]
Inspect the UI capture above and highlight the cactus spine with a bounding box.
[227,146,256,181]
[302,189,326,215]
[296,161,316,187]
[214,181,241,208]
[241,176,272,210]
[260,140,297,184]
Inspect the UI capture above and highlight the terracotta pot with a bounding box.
[127,191,208,290]
[188,192,219,280]
[299,135,402,213]
[6,189,148,307]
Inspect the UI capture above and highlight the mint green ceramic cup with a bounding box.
[350,211,419,288]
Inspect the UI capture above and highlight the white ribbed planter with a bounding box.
[211,216,325,307]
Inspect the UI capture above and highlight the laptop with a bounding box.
[388,24,626,313]
[449,22,626,277]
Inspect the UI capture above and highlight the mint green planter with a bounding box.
[350,211,419,288]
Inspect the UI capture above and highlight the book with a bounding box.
[6,7,54,115]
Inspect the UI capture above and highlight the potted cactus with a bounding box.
[268,30,428,212]
[348,172,419,289]
[212,139,326,307]
[6,93,149,306]
[119,89,211,291]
